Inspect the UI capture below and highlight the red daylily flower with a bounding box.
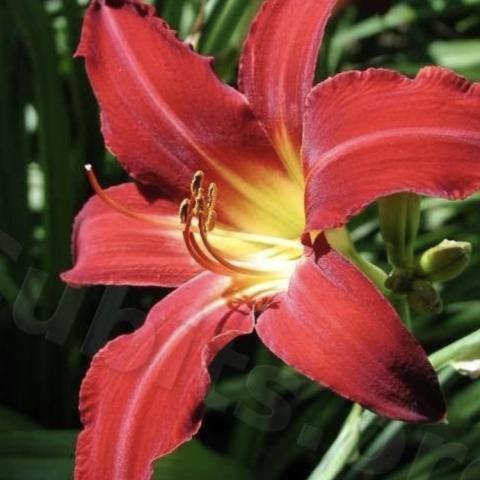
[63,0,480,478]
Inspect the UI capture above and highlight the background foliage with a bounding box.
[0,0,479,478]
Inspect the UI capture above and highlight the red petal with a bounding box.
[78,0,302,236]
[239,0,336,181]
[303,67,480,231]
[257,237,445,422]
[61,183,200,288]
[75,273,254,480]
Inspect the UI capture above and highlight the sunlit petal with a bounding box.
[78,0,303,236]
[257,236,446,422]
[303,67,480,232]
[75,272,254,480]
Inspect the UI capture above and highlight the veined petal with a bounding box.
[77,0,303,236]
[61,183,200,288]
[303,67,480,232]
[239,0,337,183]
[257,237,445,422]
[75,273,254,480]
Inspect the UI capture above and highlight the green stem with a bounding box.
[378,193,420,269]
[378,193,421,326]
[342,369,454,480]
[391,295,412,331]
[430,327,480,370]
[325,227,388,293]
[306,404,363,480]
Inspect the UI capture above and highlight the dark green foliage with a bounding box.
[0,1,479,478]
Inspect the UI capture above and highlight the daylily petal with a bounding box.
[239,0,337,183]
[75,272,254,480]
[61,183,200,288]
[257,236,446,422]
[77,0,303,236]
[303,67,480,232]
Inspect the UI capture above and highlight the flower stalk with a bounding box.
[325,227,388,293]
[378,192,421,269]
[378,193,422,325]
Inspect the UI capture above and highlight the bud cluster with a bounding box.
[384,239,472,315]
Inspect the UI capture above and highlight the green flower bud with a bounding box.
[407,279,443,315]
[384,268,412,293]
[416,239,472,283]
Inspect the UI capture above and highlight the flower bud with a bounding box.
[407,279,443,315]
[416,239,471,283]
[384,268,412,293]
[453,359,480,379]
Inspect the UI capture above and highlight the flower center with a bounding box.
[179,171,302,279]
[84,165,302,283]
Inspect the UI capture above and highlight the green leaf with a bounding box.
[429,40,480,70]
[0,428,251,480]
[309,328,480,480]
[0,458,74,480]
[153,441,252,480]
[8,0,75,282]
[0,431,76,458]
[430,328,480,370]
[0,407,38,432]
[160,0,190,32]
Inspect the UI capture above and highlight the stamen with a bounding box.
[84,165,169,228]
[207,183,217,210]
[191,170,204,195]
[194,189,205,216]
[180,171,297,278]
[179,191,233,275]
[198,216,270,276]
[84,165,300,278]
[183,228,230,276]
[179,199,190,224]
[206,210,217,232]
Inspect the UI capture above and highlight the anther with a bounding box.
[181,171,291,278]
[207,183,217,209]
[179,199,190,224]
[194,191,205,216]
[191,170,204,195]
[206,210,217,232]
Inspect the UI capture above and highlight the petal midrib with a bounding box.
[103,7,303,232]
[305,127,480,183]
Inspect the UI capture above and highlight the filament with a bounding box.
[84,165,301,280]
[84,164,172,228]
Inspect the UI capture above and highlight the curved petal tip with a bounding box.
[257,236,446,423]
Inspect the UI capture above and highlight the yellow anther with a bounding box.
[206,210,217,232]
[179,199,190,224]
[207,183,217,210]
[181,170,295,278]
[194,189,205,215]
[191,170,204,195]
